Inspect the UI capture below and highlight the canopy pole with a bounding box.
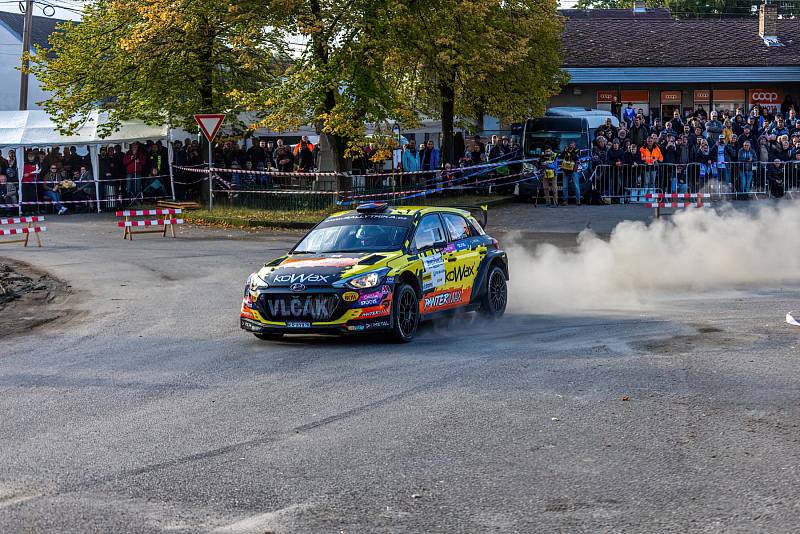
[17,145,23,217]
[167,140,176,201]
[89,144,101,213]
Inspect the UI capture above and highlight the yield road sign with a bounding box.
[194,114,225,142]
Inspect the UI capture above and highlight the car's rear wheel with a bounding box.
[254,332,283,341]
[479,265,507,318]
[392,283,420,343]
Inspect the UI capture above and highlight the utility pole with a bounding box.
[19,0,34,110]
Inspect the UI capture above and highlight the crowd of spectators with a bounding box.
[592,97,800,197]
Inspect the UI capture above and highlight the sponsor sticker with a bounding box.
[342,291,359,302]
[273,273,330,284]
[423,290,463,310]
[422,253,446,289]
[359,309,390,318]
[286,321,311,328]
[446,264,475,283]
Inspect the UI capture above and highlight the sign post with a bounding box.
[194,114,225,210]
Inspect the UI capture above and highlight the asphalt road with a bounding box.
[2,212,800,533]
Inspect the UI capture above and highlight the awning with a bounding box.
[564,66,800,84]
[0,110,169,147]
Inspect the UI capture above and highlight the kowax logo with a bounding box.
[273,273,331,284]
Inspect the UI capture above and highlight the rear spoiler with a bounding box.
[451,204,489,229]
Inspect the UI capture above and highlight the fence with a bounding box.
[172,157,539,212]
[0,173,178,216]
[587,161,800,201]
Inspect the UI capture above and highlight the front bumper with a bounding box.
[240,284,394,335]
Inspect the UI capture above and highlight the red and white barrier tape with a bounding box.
[117,218,184,228]
[0,226,45,235]
[0,204,20,209]
[0,216,44,225]
[211,189,339,196]
[116,209,182,217]
[21,195,169,205]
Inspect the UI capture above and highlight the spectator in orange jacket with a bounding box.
[639,136,663,189]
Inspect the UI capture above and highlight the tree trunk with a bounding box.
[439,75,456,166]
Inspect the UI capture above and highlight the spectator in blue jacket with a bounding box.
[418,140,440,173]
[713,135,737,191]
[401,142,419,173]
[769,116,790,138]
[737,140,758,195]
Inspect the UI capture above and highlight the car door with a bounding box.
[411,214,451,313]
[440,213,481,304]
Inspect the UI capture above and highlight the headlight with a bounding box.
[348,272,380,289]
[337,268,389,290]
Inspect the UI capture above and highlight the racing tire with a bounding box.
[253,332,284,341]
[391,283,420,343]
[479,265,507,319]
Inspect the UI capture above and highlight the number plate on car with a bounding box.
[285,321,311,328]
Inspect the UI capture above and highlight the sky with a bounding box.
[0,1,84,22]
[0,0,581,23]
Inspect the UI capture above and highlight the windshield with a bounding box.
[293,213,413,253]
[524,132,587,156]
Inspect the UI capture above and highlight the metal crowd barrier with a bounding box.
[587,161,787,201]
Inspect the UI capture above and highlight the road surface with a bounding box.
[2,212,800,533]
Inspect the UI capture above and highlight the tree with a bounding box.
[388,0,566,165]
[236,0,417,173]
[29,0,283,137]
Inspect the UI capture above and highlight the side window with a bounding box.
[413,215,446,251]
[442,213,471,242]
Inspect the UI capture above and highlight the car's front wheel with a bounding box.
[392,283,420,343]
[479,265,507,318]
[253,332,284,341]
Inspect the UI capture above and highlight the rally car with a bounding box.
[240,203,508,342]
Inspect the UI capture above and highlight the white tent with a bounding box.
[0,110,172,214]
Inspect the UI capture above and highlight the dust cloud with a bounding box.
[505,201,800,313]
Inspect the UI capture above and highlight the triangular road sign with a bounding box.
[194,114,226,142]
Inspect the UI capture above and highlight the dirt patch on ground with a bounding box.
[0,260,73,339]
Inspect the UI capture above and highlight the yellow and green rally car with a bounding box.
[240,203,508,342]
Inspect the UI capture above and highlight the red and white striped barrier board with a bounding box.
[646,202,711,208]
[0,215,45,247]
[0,216,44,225]
[116,209,183,240]
[115,209,182,217]
[645,193,707,200]
[117,218,184,227]
[645,193,712,216]
[0,226,46,235]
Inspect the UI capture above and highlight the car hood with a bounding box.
[258,251,402,287]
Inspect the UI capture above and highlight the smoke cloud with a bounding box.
[506,201,800,313]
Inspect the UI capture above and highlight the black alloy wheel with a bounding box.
[480,266,507,318]
[392,283,420,343]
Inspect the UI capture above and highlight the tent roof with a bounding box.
[0,110,169,147]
